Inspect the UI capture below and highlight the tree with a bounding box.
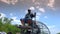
[0,16,20,34]
[57,32,60,34]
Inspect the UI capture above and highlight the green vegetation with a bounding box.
[0,16,20,34]
[57,32,60,34]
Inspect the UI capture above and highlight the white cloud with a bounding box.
[47,0,55,9]
[32,0,35,3]
[0,0,18,5]
[36,16,40,20]
[11,0,18,5]
[36,6,40,9]
[33,15,40,21]
[0,13,6,18]
[48,25,56,34]
[48,25,55,28]
[10,13,13,16]
[32,16,40,21]
[35,2,40,5]
[35,12,41,21]
[39,8,45,13]
[37,12,41,16]
[20,0,24,1]
[25,10,28,14]
[48,25,60,34]
[29,6,35,10]
[0,0,10,4]
[44,16,48,19]
[11,17,22,25]
[0,13,6,23]
[11,17,19,22]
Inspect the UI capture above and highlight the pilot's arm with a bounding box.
[31,12,36,18]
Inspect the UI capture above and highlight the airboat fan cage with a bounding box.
[36,21,51,34]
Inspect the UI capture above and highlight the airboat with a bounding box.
[17,12,50,34]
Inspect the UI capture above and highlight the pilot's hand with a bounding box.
[34,12,36,15]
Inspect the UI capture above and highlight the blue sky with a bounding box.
[0,0,60,34]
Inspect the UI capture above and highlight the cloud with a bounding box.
[0,13,22,25]
[37,12,41,16]
[0,0,18,5]
[25,10,28,14]
[36,6,40,9]
[35,12,41,20]
[32,0,35,3]
[29,6,35,10]
[0,0,10,4]
[35,2,40,5]
[36,16,40,20]
[39,8,45,13]
[44,16,48,19]
[11,17,22,25]
[33,12,41,20]
[11,17,19,22]
[11,0,18,5]
[10,13,13,16]
[47,0,55,9]
[48,25,55,28]
[0,13,6,18]
[48,25,60,34]
[33,16,40,21]
[0,13,7,23]
[48,25,56,34]
[20,0,24,1]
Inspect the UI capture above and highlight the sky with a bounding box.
[0,0,60,34]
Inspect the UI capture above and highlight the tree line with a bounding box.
[0,14,20,34]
